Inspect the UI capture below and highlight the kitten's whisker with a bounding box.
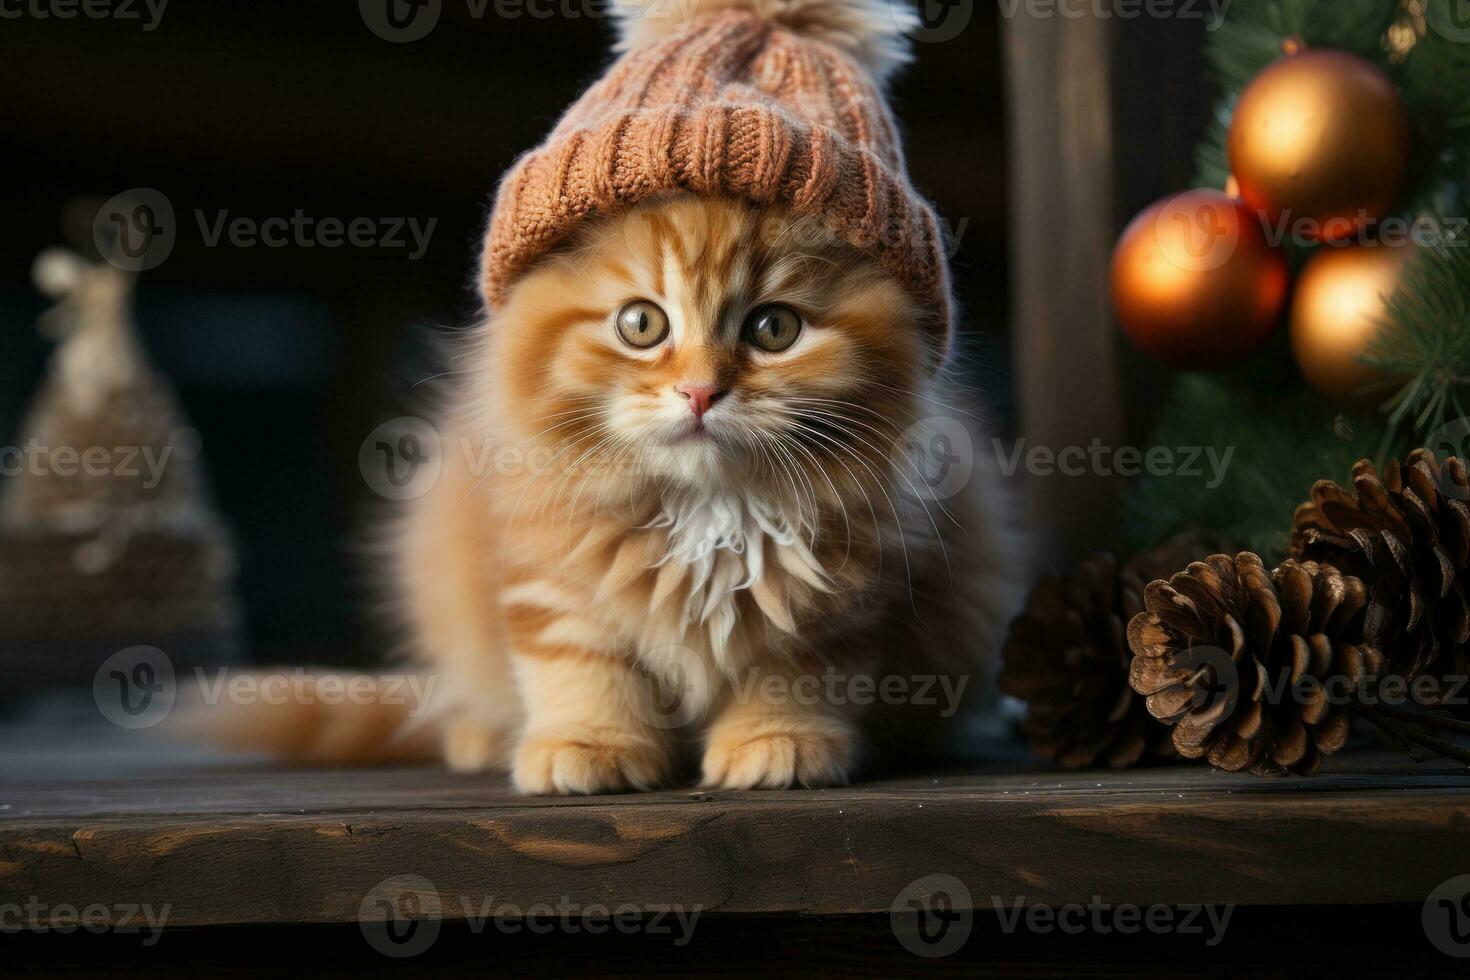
[770,433,821,543]
[536,426,617,526]
[780,422,921,617]
[788,413,955,588]
[569,428,640,537]
[742,426,806,530]
[767,426,854,570]
[860,380,990,424]
[411,369,473,388]
[506,423,611,535]
[760,428,817,542]
[782,405,965,533]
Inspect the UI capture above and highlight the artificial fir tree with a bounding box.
[1124,0,1470,561]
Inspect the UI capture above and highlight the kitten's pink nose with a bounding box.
[676,383,724,418]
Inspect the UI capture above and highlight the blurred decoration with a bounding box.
[1227,48,1409,242]
[1290,242,1413,404]
[1112,189,1288,370]
[998,531,1228,770]
[0,234,241,687]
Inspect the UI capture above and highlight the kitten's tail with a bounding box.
[171,670,443,765]
[613,0,916,84]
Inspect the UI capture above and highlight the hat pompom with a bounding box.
[612,0,916,85]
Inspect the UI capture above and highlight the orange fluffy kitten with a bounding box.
[196,0,1026,792]
[393,195,1021,793]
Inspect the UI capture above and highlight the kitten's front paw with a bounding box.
[701,716,854,790]
[513,726,670,795]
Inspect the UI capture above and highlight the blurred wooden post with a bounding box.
[1002,8,1126,563]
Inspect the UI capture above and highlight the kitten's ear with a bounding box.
[611,0,916,86]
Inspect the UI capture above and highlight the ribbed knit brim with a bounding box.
[481,10,952,352]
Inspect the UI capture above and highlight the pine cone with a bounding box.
[999,546,1208,769]
[1127,553,1379,775]
[1291,450,1470,682]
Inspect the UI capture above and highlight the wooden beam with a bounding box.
[3,760,1468,927]
[1002,10,1127,562]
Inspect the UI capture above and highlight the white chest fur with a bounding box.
[650,490,828,658]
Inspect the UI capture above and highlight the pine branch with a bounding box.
[1192,106,1231,192]
[1122,370,1396,564]
[1367,239,1470,443]
[1201,0,1396,92]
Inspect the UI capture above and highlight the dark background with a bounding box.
[0,2,1204,667]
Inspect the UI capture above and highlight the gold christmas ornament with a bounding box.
[1289,242,1413,404]
[1227,49,1409,243]
[1112,189,1289,370]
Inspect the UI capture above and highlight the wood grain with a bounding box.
[3,757,1468,928]
[1002,8,1128,562]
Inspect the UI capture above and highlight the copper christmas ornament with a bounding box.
[1227,49,1409,243]
[1289,242,1413,404]
[1112,189,1289,370]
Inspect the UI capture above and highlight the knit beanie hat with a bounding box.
[481,0,953,352]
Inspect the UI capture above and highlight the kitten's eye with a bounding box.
[615,300,670,349]
[743,304,802,353]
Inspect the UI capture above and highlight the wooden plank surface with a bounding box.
[3,714,1468,928]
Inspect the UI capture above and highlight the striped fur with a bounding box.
[391,196,1024,793]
